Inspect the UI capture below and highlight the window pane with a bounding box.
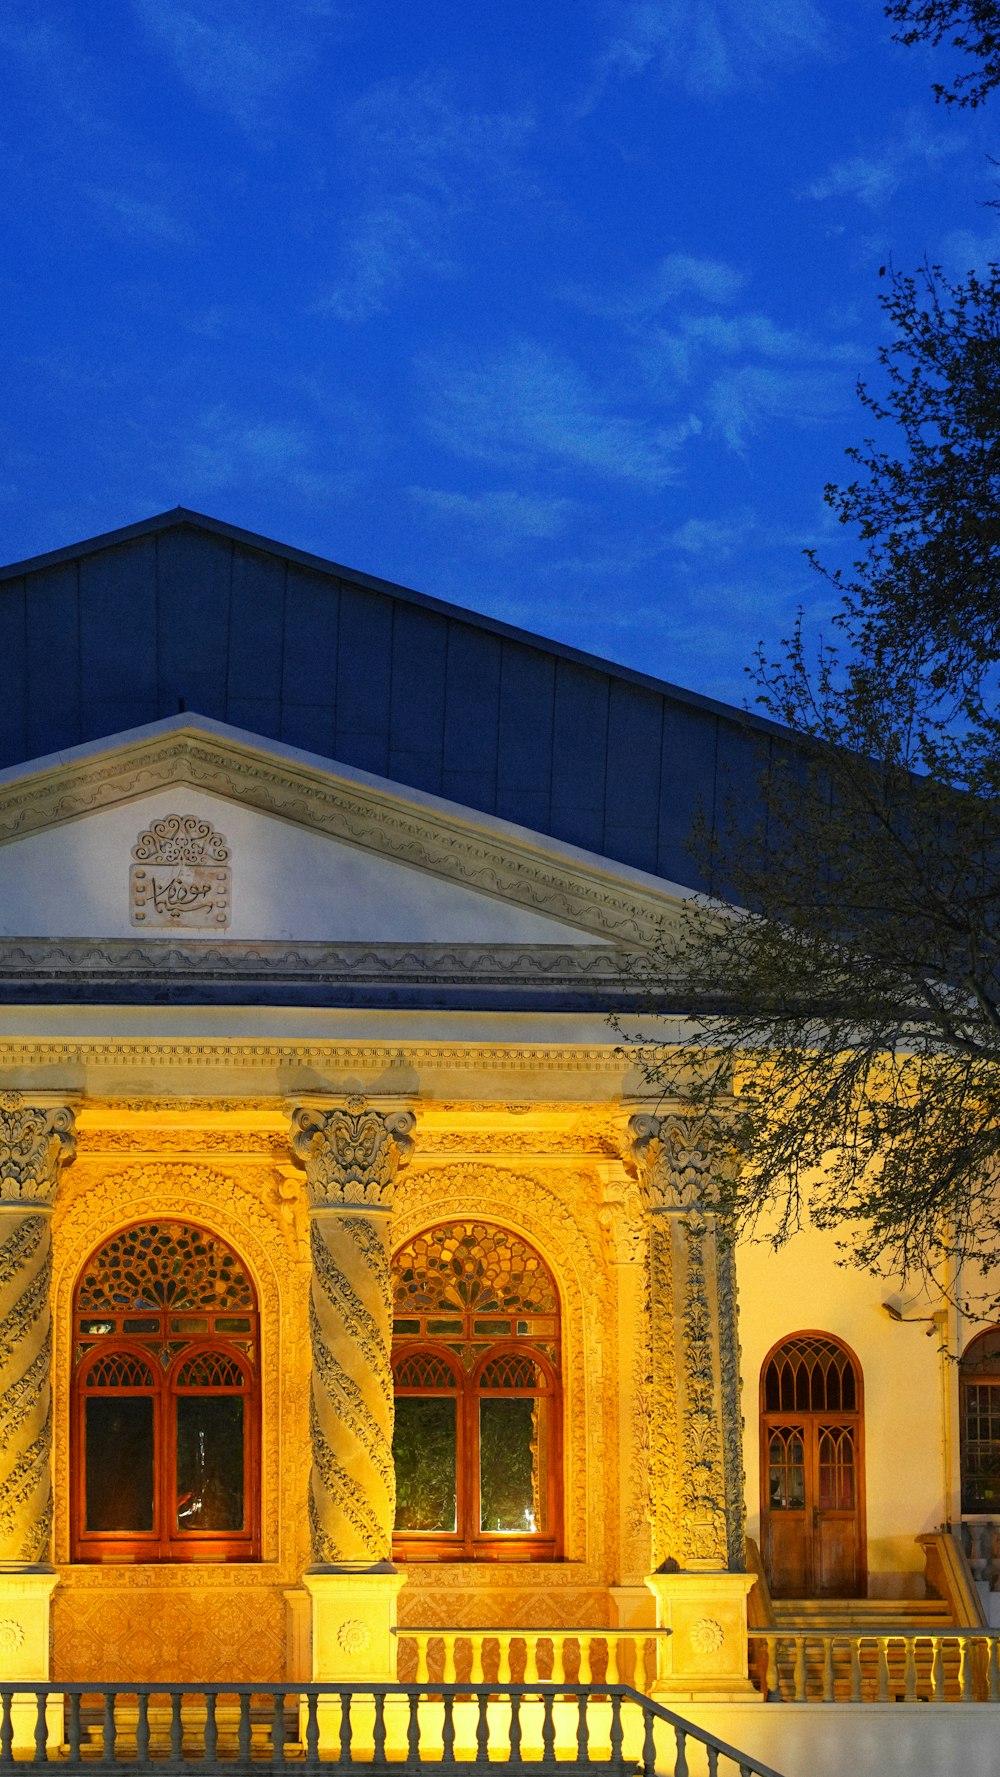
[176,1397,245,1532]
[393,1398,457,1532]
[85,1397,154,1531]
[479,1397,548,1533]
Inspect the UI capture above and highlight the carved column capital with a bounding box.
[0,1094,76,1207]
[627,1113,715,1213]
[289,1097,415,1211]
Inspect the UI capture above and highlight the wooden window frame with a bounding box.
[960,1328,1000,1516]
[392,1340,562,1563]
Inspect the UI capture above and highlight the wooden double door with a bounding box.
[761,1335,866,1598]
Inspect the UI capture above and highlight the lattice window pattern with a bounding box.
[763,1337,859,1413]
[392,1223,557,1318]
[84,1352,157,1390]
[175,1351,246,1389]
[394,1351,459,1390]
[479,1352,542,1390]
[78,1222,255,1312]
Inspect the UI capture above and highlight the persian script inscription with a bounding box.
[130,816,231,930]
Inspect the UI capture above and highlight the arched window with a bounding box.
[760,1332,865,1598]
[72,1221,259,1562]
[391,1222,561,1560]
[960,1329,1000,1514]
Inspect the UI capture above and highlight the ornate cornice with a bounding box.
[0,938,637,1010]
[290,1097,416,1209]
[0,728,677,944]
[0,1093,76,1205]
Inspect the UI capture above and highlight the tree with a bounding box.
[619,264,1000,1311]
[886,0,1000,107]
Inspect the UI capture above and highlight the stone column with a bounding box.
[629,1113,757,1702]
[289,1096,414,1699]
[0,1092,75,1729]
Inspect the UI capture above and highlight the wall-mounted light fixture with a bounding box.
[882,1301,945,1336]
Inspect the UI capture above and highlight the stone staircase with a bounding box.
[764,1596,961,1701]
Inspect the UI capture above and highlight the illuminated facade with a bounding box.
[0,510,990,1766]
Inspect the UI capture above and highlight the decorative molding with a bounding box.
[690,1617,725,1654]
[131,815,230,930]
[0,1619,25,1655]
[337,1618,371,1655]
[0,1094,76,1205]
[628,1115,716,1212]
[0,727,677,944]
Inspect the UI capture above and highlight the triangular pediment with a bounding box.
[0,718,690,1007]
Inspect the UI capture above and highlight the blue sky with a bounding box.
[2,0,996,704]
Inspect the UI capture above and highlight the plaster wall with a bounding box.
[0,786,602,945]
[736,1223,947,1592]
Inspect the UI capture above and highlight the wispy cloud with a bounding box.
[561,251,745,320]
[82,184,196,247]
[128,0,338,129]
[319,77,534,323]
[706,362,848,451]
[410,486,577,542]
[600,0,829,99]
[806,113,965,208]
[420,339,700,486]
[178,404,359,501]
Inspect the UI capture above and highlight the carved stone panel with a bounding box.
[130,816,230,929]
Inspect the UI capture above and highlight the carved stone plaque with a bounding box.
[130,815,231,929]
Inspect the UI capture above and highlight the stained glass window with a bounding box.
[391,1222,560,1559]
[72,1221,259,1562]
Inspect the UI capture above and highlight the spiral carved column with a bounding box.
[628,1113,755,1701]
[0,1094,76,1568]
[291,1097,415,1569]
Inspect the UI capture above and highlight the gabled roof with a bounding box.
[0,507,776,892]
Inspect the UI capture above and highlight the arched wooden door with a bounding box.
[760,1333,866,1598]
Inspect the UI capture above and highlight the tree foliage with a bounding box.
[886,0,1000,106]
[621,262,1000,1308]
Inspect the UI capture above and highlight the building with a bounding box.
[0,508,996,1775]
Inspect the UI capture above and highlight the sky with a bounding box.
[2,0,997,706]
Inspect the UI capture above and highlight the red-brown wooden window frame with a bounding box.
[392,1340,562,1562]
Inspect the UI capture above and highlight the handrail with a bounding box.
[0,1679,785,1776]
[917,1529,987,1626]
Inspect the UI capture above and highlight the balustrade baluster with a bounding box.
[523,1637,538,1683]
[498,1637,512,1685]
[849,1639,861,1704]
[204,1690,218,1763]
[272,1690,288,1765]
[793,1636,806,1703]
[101,1689,116,1762]
[169,1693,182,1762]
[540,1690,556,1767]
[706,1747,719,1776]
[0,1692,12,1769]
[470,1636,485,1684]
[822,1638,834,1702]
[406,1691,420,1765]
[32,1692,46,1764]
[904,1639,917,1703]
[930,1637,944,1703]
[876,1639,890,1703]
[66,1692,81,1765]
[442,1693,456,1768]
[761,1635,776,1702]
[605,1637,620,1685]
[578,1637,593,1686]
[475,1690,490,1767]
[443,1637,457,1685]
[239,1694,253,1765]
[551,1636,566,1685]
[414,1636,429,1684]
[509,1692,522,1764]
[135,1691,150,1769]
[576,1691,589,1766]
[961,1639,974,1702]
[673,1725,689,1777]
[337,1691,352,1765]
[641,1705,655,1777]
[988,1636,1000,1702]
[373,1692,387,1764]
[303,1693,319,1771]
[609,1691,624,1769]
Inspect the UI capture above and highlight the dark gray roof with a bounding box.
[0,507,776,893]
